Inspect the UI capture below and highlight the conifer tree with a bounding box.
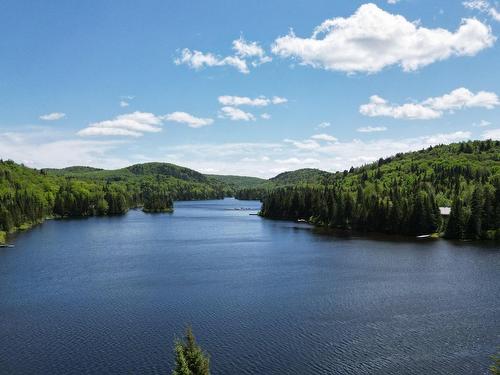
[172,327,210,375]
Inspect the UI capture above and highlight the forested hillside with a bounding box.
[0,161,232,242]
[2,140,499,243]
[260,140,500,240]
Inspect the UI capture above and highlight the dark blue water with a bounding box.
[0,198,498,374]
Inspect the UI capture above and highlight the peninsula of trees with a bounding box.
[1,140,499,243]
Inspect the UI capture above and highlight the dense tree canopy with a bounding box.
[1,140,499,242]
[0,160,231,241]
[259,140,500,240]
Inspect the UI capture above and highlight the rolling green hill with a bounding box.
[260,140,500,240]
[2,140,499,242]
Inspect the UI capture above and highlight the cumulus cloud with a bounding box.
[463,1,500,21]
[422,87,500,110]
[78,112,163,137]
[271,3,495,73]
[163,112,214,128]
[40,112,66,121]
[357,126,388,132]
[219,106,256,121]
[360,88,500,120]
[261,113,271,120]
[218,95,287,107]
[175,36,271,74]
[360,95,441,119]
[119,101,130,108]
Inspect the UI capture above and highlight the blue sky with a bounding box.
[0,0,499,177]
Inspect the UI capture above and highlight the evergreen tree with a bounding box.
[466,186,483,239]
[445,197,465,239]
[172,341,191,375]
[172,327,210,375]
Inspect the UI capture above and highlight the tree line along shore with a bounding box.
[1,140,499,243]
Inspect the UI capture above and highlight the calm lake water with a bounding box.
[0,198,498,374]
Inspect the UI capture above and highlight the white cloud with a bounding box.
[272,3,495,73]
[317,122,331,128]
[261,113,271,120]
[360,95,441,120]
[311,133,338,142]
[360,88,500,120]
[78,111,163,137]
[153,131,473,177]
[78,127,142,137]
[219,106,256,121]
[218,95,269,107]
[232,36,272,65]
[272,96,288,104]
[120,100,130,108]
[175,36,272,74]
[0,130,130,169]
[174,48,249,74]
[387,0,399,3]
[164,112,214,128]
[482,128,500,139]
[491,7,500,21]
[217,95,288,107]
[422,87,500,110]
[357,126,388,132]
[463,0,490,11]
[463,1,500,21]
[40,112,66,121]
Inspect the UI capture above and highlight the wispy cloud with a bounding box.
[218,106,256,121]
[311,133,338,142]
[357,126,388,133]
[0,129,129,169]
[463,1,500,22]
[78,112,163,137]
[154,131,473,177]
[40,112,66,121]
[316,122,331,129]
[163,112,214,128]
[175,36,271,74]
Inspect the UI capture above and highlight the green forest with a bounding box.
[0,161,231,242]
[1,140,499,243]
[259,140,500,240]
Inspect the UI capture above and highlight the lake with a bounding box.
[0,198,498,374]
